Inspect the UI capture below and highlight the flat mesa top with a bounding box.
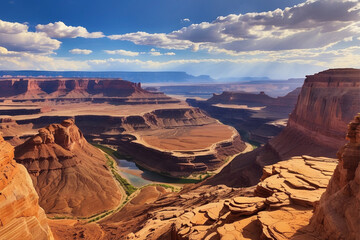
[7,102,191,120]
[0,77,125,81]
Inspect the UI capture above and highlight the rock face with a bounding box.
[171,155,337,240]
[14,119,122,217]
[271,68,360,158]
[0,135,54,240]
[309,113,360,240]
[0,77,177,104]
[206,68,360,187]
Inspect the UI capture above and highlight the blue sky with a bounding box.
[0,0,359,79]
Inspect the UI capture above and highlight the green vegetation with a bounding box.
[111,169,137,195]
[92,143,137,196]
[91,143,132,160]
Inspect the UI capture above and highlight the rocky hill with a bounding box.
[0,135,54,240]
[14,119,122,217]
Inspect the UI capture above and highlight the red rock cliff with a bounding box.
[14,119,122,217]
[270,68,360,158]
[0,135,54,239]
[309,113,360,240]
[0,77,165,99]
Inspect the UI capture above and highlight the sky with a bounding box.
[0,0,359,79]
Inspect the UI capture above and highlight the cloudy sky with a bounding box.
[0,0,359,79]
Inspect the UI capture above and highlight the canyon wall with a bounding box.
[0,135,54,240]
[14,119,122,217]
[270,68,360,159]
[205,68,360,188]
[309,113,360,240]
[0,78,173,101]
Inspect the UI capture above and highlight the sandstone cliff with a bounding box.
[308,113,360,240]
[14,119,122,217]
[0,135,54,240]
[271,68,360,158]
[0,78,175,103]
[206,68,360,187]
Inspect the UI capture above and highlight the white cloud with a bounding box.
[0,19,28,34]
[0,19,60,53]
[108,0,360,53]
[104,49,140,56]
[36,21,104,39]
[149,51,162,56]
[108,31,194,50]
[69,48,92,55]
[165,52,176,56]
[0,46,89,70]
[182,18,190,22]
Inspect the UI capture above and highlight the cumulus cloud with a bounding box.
[108,0,360,53]
[104,49,140,56]
[165,52,176,56]
[69,48,92,55]
[36,21,104,38]
[108,31,195,50]
[0,19,60,53]
[0,46,89,70]
[182,18,190,22]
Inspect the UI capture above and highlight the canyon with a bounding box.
[187,87,301,144]
[0,68,359,239]
[0,77,246,178]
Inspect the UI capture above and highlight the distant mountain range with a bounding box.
[0,71,214,84]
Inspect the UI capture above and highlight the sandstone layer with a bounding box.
[14,119,122,217]
[86,154,336,240]
[0,77,178,104]
[308,113,360,240]
[0,135,54,240]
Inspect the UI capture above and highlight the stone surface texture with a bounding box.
[0,135,54,240]
[14,119,122,217]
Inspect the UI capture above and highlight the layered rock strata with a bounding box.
[0,77,178,104]
[206,68,360,187]
[0,135,54,240]
[14,119,122,217]
[308,113,360,240]
[107,155,336,239]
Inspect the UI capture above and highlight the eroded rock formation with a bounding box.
[0,77,178,104]
[187,87,301,144]
[308,113,360,240]
[0,135,54,240]
[271,68,360,158]
[14,119,122,217]
[206,68,360,187]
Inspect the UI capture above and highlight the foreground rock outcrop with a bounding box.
[14,119,122,217]
[309,113,360,240]
[0,135,54,240]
